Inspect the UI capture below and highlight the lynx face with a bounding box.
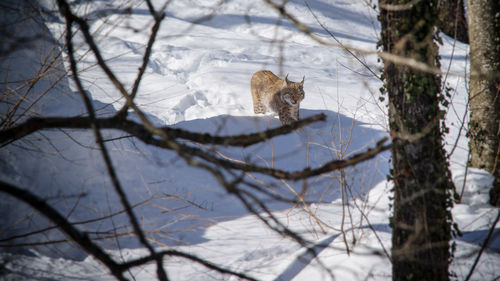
[281,83,304,106]
[251,70,305,125]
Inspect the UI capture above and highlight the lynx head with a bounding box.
[281,74,305,106]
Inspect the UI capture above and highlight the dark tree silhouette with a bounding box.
[379,0,455,279]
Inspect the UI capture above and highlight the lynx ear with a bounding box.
[282,74,289,88]
[300,76,305,85]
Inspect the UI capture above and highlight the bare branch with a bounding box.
[0,198,151,243]
[120,249,259,281]
[265,0,500,80]
[55,0,163,139]
[117,1,166,117]
[0,113,387,180]
[0,180,127,281]
[0,113,326,147]
[464,210,500,281]
[58,2,169,279]
[0,180,260,281]
[303,0,381,80]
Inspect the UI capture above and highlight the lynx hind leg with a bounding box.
[252,89,266,114]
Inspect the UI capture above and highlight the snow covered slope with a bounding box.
[0,0,499,280]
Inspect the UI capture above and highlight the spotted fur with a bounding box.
[250,70,305,125]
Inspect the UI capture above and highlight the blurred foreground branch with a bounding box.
[0,114,389,181]
[0,180,259,281]
[0,113,325,147]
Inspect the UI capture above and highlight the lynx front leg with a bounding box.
[291,105,300,121]
[278,109,294,125]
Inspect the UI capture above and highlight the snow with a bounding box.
[1,0,499,280]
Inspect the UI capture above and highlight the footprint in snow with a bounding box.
[172,92,209,113]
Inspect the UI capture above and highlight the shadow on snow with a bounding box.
[0,99,390,261]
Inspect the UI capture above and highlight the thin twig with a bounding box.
[120,249,259,281]
[303,0,381,80]
[464,210,500,281]
[117,1,165,117]
[264,0,500,81]
[57,1,168,279]
[0,199,150,243]
[0,114,389,181]
[0,180,127,281]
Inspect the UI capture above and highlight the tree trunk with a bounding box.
[467,0,500,207]
[437,0,469,43]
[379,0,455,280]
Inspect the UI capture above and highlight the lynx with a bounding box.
[251,70,305,125]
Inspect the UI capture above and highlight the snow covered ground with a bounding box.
[0,0,499,280]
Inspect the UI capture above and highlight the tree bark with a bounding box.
[467,0,500,207]
[379,0,455,279]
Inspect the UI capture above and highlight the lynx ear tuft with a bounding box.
[300,75,305,85]
[282,74,289,88]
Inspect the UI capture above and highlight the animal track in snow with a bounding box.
[150,44,204,81]
[172,92,208,113]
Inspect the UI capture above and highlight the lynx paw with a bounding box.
[253,105,266,114]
